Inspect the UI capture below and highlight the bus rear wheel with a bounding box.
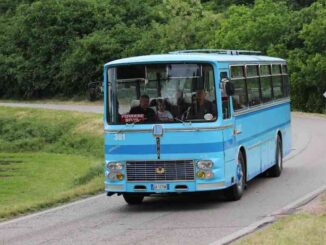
[123,193,144,205]
[268,137,283,177]
[224,152,245,201]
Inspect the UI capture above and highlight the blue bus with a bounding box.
[103,50,291,204]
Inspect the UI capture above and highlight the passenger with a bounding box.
[175,89,188,118]
[187,89,215,119]
[129,94,156,122]
[157,99,174,122]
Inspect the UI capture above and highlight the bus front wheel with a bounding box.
[123,193,144,205]
[224,152,246,201]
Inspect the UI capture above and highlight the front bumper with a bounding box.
[105,180,227,194]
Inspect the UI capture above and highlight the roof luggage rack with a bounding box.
[169,49,262,55]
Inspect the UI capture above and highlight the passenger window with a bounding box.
[231,66,247,111]
[260,65,272,102]
[282,65,289,97]
[272,65,283,99]
[231,66,245,78]
[232,79,247,110]
[246,65,261,106]
[220,72,231,119]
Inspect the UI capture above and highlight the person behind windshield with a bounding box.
[187,89,215,120]
[175,89,188,119]
[157,99,174,122]
[129,94,156,122]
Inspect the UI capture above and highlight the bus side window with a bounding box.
[220,71,231,119]
[259,65,272,102]
[282,64,289,97]
[246,65,261,106]
[231,66,248,111]
[272,64,283,99]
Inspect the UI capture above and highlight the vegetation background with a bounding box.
[0,0,325,112]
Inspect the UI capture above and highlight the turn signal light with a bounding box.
[197,171,206,179]
[196,170,214,179]
[116,173,124,181]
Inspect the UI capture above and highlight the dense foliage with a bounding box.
[0,0,325,112]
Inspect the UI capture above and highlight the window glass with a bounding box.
[247,77,261,106]
[220,72,231,119]
[272,76,283,99]
[246,65,259,77]
[272,64,282,75]
[282,65,288,74]
[282,74,290,96]
[260,65,271,76]
[231,66,245,78]
[108,63,217,124]
[260,77,272,102]
[232,79,248,110]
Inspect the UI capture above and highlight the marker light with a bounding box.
[197,160,213,170]
[196,170,214,179]
[197,170,206,179]
[116,172,124,181]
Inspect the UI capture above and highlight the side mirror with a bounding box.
[221,78,235,96]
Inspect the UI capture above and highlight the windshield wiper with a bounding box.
[174,117,192,126]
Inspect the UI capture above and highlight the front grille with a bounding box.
[126,160,194,182]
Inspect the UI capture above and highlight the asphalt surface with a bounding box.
[0,103,326,245]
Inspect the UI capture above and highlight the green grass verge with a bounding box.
[0,107,104,220]
[0,99,103,105]
[237,194,326,245]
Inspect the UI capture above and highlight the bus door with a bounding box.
[220,70,236,185]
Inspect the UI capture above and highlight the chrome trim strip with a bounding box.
[234,98,290,116]
[105,125,233,134]
[248,141,262,150]
[126,180,194,183]
[197,182,225,190]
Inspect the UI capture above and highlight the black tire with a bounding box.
[268,137,283,177]
[123,194,144,205]
[224,152,246,201]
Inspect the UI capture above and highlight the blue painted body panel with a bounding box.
[103,53,291,194]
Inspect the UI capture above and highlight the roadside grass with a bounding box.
[0,98,103,105]
[0,107,104,220]
[236,193,326,245]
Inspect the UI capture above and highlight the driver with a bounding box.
[129,94,156,122]
[187,90,215,119]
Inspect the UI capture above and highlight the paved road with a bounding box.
[1,103,326,245]
[0,102,103,113]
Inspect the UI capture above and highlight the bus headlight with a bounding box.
[107,162,123,171]
[197,160,213,170]
[108,172,124,181]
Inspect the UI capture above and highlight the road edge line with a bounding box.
[209,185,326,245]
[0,193,106,227]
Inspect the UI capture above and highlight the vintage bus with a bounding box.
[103,50,291,204]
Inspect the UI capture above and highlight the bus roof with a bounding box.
[105,53,286,66]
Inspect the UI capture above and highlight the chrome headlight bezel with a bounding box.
[106,162,123,172]
[197,160,213,170]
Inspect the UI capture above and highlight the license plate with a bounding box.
[151,183,169,191]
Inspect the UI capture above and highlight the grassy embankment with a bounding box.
[0,99,103,105]
[237,193,326,245]
[0,106,104,220]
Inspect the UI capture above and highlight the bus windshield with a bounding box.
[107,63,217,124]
